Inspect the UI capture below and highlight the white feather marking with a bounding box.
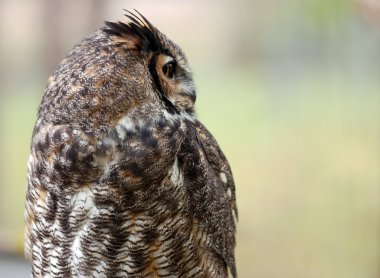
[70,187,94,211]
[69,187,100,274]
[61,132,68,140]
[181,112,196,123]
[162,110,177,123]
[226,188,232,199]
[220,172,227,183]
[163,110,196,123]
[71,231,84,268]
[232,209,237,222]
[128,234,140,244]
[116,116,136,139]
[78,139,88,147]
[102,137,115,148]
[27,154,34,174]
[170,158,183,187]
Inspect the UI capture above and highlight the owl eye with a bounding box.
[162,61,176,79]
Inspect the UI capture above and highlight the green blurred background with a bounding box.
[1,0,380,277]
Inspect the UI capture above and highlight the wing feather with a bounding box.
[179,119,237,277]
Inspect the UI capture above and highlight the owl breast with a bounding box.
[26,108,235,277]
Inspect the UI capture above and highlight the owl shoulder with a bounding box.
[30,110,187,187]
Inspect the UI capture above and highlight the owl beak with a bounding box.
[179,89,196,103]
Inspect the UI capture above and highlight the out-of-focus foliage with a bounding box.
[0,0,379,277]
[302,0,354,28]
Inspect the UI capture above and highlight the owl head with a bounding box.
[103,11,196,113]
[39,10,196,131]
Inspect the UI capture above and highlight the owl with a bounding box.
[25,11,237,278]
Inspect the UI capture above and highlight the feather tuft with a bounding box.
[103,10,162,52]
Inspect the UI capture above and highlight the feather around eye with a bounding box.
[162,62,176,79]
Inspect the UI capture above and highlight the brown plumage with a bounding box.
[25,11,237,277]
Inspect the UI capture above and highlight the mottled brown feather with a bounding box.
[25,10,237,278]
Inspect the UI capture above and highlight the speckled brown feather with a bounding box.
[25,11,237,278]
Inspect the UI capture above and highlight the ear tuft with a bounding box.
[103,10,162,52]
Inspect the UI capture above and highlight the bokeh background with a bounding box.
[1,0,379,277]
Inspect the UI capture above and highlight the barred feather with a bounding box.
[25,10,237,278]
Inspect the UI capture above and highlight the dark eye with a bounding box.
[162,61,176,79]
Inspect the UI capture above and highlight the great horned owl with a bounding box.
[25,11,237,278]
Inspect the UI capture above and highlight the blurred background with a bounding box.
[0,0,379,277]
